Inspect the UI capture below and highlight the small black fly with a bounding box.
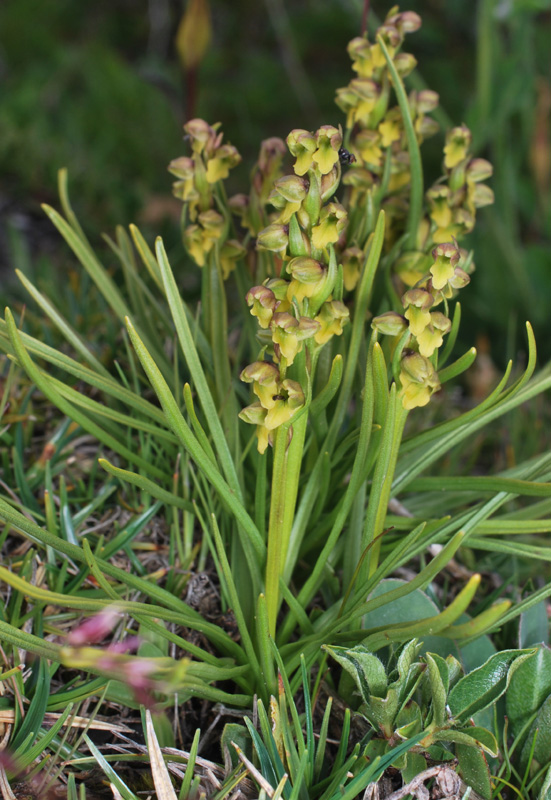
[338,147,356,166]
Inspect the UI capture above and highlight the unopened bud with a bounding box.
[372,311,408,336]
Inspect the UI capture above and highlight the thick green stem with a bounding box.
[265,409,309,637]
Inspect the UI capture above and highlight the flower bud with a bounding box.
[238,402,270,454]
[184,118,219,155]
[471,184,495,208]
[394,52,417,77]
[320,165,341,202]
[347,37,375,78]
[372,311,408,337]
[286,257,326,303]
[257,222,289,254]
[466,158,493,185]
[274,175,309,203]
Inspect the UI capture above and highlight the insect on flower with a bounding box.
[338,146,356,165]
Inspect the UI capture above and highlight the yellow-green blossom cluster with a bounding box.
[168,119,245,277]
[394,125,493,289]
[373,241,471,409]
[335,6,440,256]
[238,126,351,452]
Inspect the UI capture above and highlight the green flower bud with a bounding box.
[274,175,309,203]
[246,285,278,328]
[198,208,226,241]
[471,184,495,208]
[314,300,350,345]
[257,222,289,254]
[372,311,408,337]
[168,156,195,180]
[466,158,493,183]
[387,9,422,35]
[416,90,439,114]
[394,52,417,77]
[286,257,326,303]
[219,239,246,280]
[320,165,341,202]
[287,129,317,176]
[342,167,375,190]
[184,118,220,155]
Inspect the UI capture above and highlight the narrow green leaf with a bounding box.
[99,459,194,513]
[155,238,242,498]
[4,308,168,481]
[124,316,264,567]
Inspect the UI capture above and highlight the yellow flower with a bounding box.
[399,352,440,410]
[314,300,350,345]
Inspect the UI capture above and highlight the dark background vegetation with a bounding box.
[1,0,550,363]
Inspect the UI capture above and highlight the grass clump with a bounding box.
[1,6,551,800]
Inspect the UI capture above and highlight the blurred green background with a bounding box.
[1,0,550,363]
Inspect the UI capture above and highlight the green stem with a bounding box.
[362,388,409,582]
[265,409,309,637]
